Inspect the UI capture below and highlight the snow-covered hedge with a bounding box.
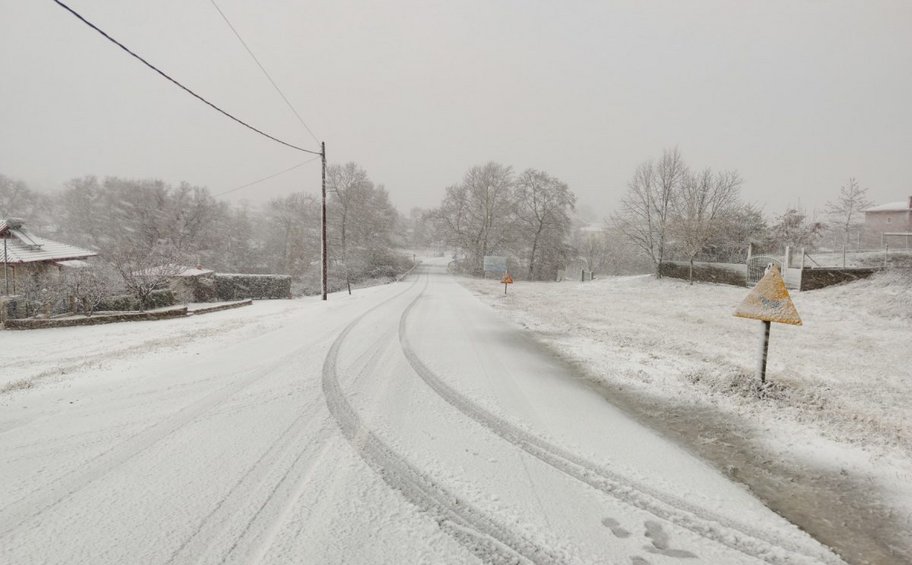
[213,274,291,300]
[97,289,175,311]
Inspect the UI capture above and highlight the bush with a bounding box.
[213,274,292,300]
[97,289,175,311]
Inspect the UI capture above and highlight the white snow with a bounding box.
[0,265,854,563]
[461,269,912,559]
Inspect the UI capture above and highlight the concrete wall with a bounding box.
[659,261,747,286]
[799,268,879,291]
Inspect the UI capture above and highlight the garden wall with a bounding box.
[4,306,188,329]
[800,268,879,291]
[659,261,747,286]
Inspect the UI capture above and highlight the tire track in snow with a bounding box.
[398,279,841,565]
[322,271,564,565]
[162,395,333,565]
[215,334,395,565]
[0,345,315,538]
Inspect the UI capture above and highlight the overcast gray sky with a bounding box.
[2,0,910,219]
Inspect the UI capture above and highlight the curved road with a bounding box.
[0,261,844,564]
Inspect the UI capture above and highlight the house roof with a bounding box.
[865,200,911,213]
[176,266,214,277]
[1,219,98,264]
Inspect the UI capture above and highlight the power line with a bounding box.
[207,0,320,146]
[50,0,322,156]
[215,157,320,196]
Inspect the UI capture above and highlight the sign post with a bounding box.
[757,320,771,383]
[733,264,801,385]
[501,272,513,295]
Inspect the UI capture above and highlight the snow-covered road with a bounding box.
[0,262,844,564]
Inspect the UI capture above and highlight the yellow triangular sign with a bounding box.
[734,265,802,325]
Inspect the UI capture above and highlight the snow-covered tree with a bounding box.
[670,168,741,283]
[514,169,576,280]
[613,148,687,278]
[825,178,872,266]
[435,162,516,275]
[108,242,184,311]
[769,208,825,252]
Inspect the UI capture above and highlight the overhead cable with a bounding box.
[215,156,320,196]
[50,0,322,156]
[207,0,320,145]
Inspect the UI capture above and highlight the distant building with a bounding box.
[864,197,912,247]
[0,217,97,295]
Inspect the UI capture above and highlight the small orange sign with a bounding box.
[501,273,514,284]
[734,265,802,325]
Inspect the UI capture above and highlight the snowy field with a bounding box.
[462,271,912,564]
[0,263,853,564]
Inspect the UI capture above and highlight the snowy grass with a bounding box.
[461,270,912,455]
[461,270,912,560]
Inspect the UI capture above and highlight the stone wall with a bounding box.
[4,306,188,329]
[799,268,879,291]
[660,261,747,286]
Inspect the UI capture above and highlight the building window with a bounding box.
[887,217,892,223]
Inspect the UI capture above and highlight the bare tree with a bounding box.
[0,174,53,227]
[435,163,515,275]
[825,178,873,266]
[326,163,400,293]
[60,263,115,316]
[263,192,321,279]
[108,243,184,311]
[613,148,687,278]
[670,168,742,283]
[514,169,576,280]
[19,270,60,318]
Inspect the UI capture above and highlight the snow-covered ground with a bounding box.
[0,264,861,563]
[461,270,912,564]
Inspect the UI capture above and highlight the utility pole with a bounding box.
[3,235,9,295]
[321,141,328,301]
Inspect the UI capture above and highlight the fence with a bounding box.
[660,244,895,290]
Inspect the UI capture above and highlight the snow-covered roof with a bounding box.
[865,200,912,213]
[132,265,214,277]
[1,219,98,264]
[55,259,91,269]
[176,267,214,277]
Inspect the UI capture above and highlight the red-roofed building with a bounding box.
[1,217,97,295]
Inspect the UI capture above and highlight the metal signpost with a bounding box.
[501,272,513,295]
[733,264,802,384]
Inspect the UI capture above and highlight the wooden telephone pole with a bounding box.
[321,141,327,301]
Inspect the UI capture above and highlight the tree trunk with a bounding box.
[842,234,847,268]
[689,256,695,285]
[655,239,665,279]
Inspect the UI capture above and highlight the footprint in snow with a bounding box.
[601,517,631,538]
[643,520,697,559]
